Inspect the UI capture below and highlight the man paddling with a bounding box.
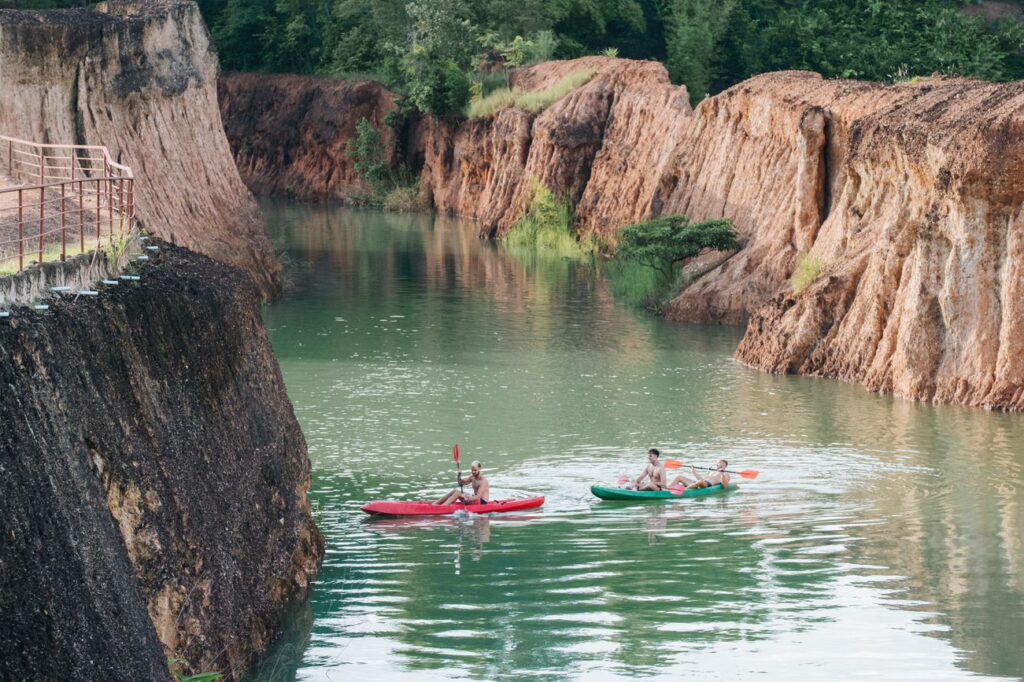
[683,459,731,490]
[436,460,490,506]
[630,448,668,491]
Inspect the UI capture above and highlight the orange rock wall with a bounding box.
[419,57,1024,410]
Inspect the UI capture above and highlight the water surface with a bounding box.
[254,203,1024,681]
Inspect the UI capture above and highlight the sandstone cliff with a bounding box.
[0,245,324,680]
[0,0,281,297]
[219,72,396,201]
[418,58,1024,411]
[217,58,1024,411]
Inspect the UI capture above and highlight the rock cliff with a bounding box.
[0,245,324,680]
[419,58,1024,411]
[0,0,281,297]
[217,58,1024,411]
[219,72,396,201]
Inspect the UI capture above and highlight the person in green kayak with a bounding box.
[630,448,668,491]
[679,459,731,490]
[436,460,491,506]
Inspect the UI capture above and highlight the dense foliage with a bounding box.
[185,0,1024,112]
[15,1,1024,111]
[610,215,738,309]
[504,182,594,259]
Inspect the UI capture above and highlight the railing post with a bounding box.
[39,151,44,186]
[107,178,113,243]
[118,178,125,237]
[38,185,44,264]
[7,140,11,176]
[96,177,101,249]
[79,179,85,255]
[18,188,24,272]
[60,182,66,262]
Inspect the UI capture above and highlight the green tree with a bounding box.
[616,215,738,281]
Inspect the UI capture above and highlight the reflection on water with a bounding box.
[253,203,1024,681]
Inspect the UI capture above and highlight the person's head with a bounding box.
[716,459,728,471]
[648,448,660,464]
[470,460,482,477]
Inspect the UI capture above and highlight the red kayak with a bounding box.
[361,497,545,516]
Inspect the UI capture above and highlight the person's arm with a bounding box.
[691,465,704,482]
[633,467,649,488]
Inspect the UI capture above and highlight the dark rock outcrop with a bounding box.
[0,244,324,680]
[219,72,396,201]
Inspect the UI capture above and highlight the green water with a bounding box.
[254,203,1024,681]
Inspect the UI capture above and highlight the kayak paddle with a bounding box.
[665,460,760,479]
[454,444,463,493]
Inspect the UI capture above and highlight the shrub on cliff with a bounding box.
[610,215,738,310]
[505,181,596,259]
[791,254,825,294]
[347,119,393,197]
[346,118,424,211]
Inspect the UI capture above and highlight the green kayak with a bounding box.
[591,483,738,500]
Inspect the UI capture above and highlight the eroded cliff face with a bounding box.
[216,58,1024,411]
[219,72,396,201]
[731,75,1024,411]
[418,58,1024,410]
[0,0,281,297]
[0,245,324,680]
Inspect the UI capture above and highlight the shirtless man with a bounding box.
[681,459,731,490]
[436,460,490,505]
[631,448,667,491]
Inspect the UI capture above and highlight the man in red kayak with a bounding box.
[436,460,490,506]
[630,448,668,491]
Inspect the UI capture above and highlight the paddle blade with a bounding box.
[453,444,460,464]
[665,460,684,470]
[739,470,759,479]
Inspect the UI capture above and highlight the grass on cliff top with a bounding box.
[467,69,596,119]
[0,242,90,277]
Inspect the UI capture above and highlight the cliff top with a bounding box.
[0,0,190,25]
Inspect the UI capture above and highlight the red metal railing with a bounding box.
[0,135,135,274]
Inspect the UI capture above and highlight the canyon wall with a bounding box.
[0,0,280,297]
[219,72,396,201]
[0,245,324,680]
[419,58,1024,411]
[218,58,1024,411]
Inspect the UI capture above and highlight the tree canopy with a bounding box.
[18,1,1024,112]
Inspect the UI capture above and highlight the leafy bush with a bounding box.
[467,69,596,118]
[602,47,620,58]
[346,117,423,209]
[610,214,739,307]
[383,184,425,212]
[347,118,393,197]
[608,259,676,310]
[791,254,825,293]
[504,181,595,259]
[403,57,473,116]
[527,30,559,64]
